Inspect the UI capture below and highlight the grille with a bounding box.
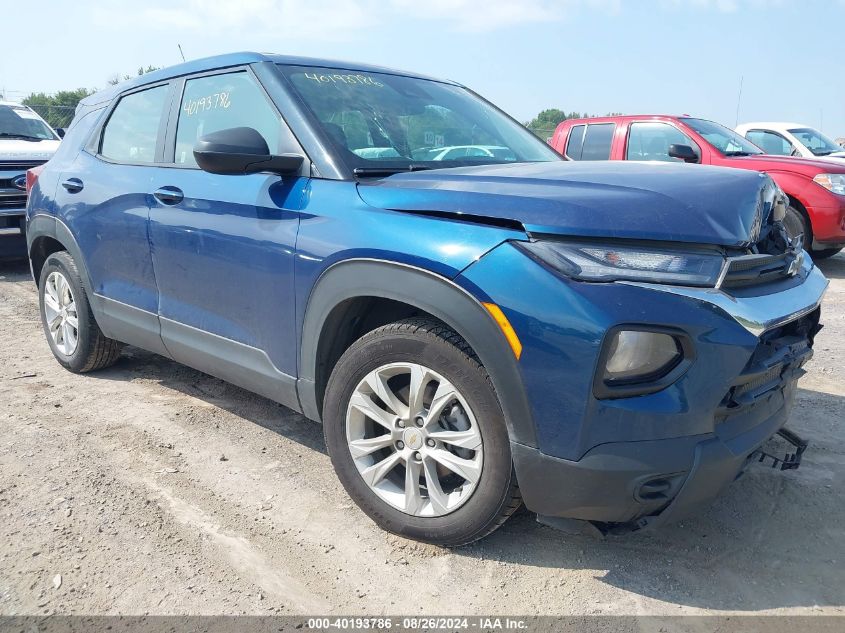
[717,194,803,289]
[718,308,820,417]
[0,193,27,209]
[720,249,802,288]
[0,160,47,172]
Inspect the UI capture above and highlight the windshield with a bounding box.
[788,127,843,156]
[681,117,763,156]
[278,65,560,173]
[0,105,57,141]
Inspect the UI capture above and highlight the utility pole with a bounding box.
[734,76,743,127]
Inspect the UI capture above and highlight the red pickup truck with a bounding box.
[551,115,845,258]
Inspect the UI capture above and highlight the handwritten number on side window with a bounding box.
[183,92,231,117]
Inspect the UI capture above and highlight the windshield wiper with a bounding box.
[723,151,756,157]
[353,164,432,177]
[0,132,44,141]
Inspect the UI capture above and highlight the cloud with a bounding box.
[90,0,624,39]
[662,0,789,12]
[92,0,375,42]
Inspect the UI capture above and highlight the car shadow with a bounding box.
[88,345,328,455]
[815,252,845,280]
[457,386,845,611]
[86,346,845,611]
[0,258,31,282]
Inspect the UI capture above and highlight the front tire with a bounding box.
[783,205,810,245]
[38,251,122,373]
[323,318,521,546]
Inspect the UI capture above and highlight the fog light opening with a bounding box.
[604,330,682,384]
[593,327,695,399]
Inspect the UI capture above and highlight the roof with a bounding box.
[558,114,693,125]
[736,122,809,132]
[80,51,458,107]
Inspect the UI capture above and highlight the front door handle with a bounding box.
[153,186,184,206]
[61,178,84,193]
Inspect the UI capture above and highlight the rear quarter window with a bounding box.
[100,85,169,163]
[567,123,614,160]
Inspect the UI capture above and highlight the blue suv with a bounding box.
[26,53,828,545]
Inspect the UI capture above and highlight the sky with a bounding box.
[1,0,842,137]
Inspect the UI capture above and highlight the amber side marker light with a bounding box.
[482,302,522,360]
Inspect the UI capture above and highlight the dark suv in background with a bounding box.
[26,53,827,545]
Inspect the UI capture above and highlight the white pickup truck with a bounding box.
[736,122,845,161]
[0,101,62,258]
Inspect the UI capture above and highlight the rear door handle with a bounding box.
[153,186,184,206]
[61,178,84,193]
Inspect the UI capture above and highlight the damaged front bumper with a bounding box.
[514,258,828,533]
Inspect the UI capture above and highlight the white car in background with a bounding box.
[0,101,62,257]
[736,122,845,161]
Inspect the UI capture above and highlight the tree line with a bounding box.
[524,108,622,139]
[17,67,159,128]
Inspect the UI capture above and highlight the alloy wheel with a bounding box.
[43,271,79,356]
[345,362,484,517]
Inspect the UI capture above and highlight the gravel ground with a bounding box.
[0,254,843,617]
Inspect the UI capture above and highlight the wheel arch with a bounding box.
[27,214,95,296]
[785,194,813,241]
[297,259,537,448]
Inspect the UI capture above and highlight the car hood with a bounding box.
[810,151,845,163]
[0,138,60,161]
[356,161,771,247]
[728,153,845,175]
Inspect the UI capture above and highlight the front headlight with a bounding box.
[517,240,724,287]
[813,173,845,195]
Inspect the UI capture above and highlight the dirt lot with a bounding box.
[1,254,844,617]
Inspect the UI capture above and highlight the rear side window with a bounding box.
[100,85,169,163]
[566,125,585,159]
[567,123,614,160]
[174,72,281,167]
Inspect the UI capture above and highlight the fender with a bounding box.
[297,258,538,448]
[762,170,821,212]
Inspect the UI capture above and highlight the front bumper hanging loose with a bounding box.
[753,427,809,471]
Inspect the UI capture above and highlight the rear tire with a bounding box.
[322,318,521,546]
[38,251,122,373]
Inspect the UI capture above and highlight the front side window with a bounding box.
[278,65,559,172]
[0,105,57,141]
[788,127,842,156]
[100,85,169,163]
[627,122,698,161]
[681,117,763,156]
[745,130,794,156]
[174,72,281,167]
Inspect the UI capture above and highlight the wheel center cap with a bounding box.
[402,428,424,451]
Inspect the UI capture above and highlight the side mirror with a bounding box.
[193,127,304,176]
[55,128,66,139]
[668,144,699,163]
